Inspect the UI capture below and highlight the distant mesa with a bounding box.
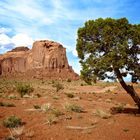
[0,40,78,80]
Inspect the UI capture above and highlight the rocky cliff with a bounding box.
[0,40,78,80]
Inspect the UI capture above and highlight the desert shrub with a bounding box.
[8,94,18,99]
[111,104,125,113]
[67,78,71,82]
[52,96,59,100]
[5,136,15,140]
[116,105,125,113]
[16,83,34,97]
[65,103,84,113]
[51,80,55,84]
[5,126,24,140]
[52,82,64,92]
[33,104,41,109]
[93,109,111,119]
[41,103,51,112]
[47,115,57,125]
[0,80,15,95]
[3,116,22,128]
[66,93,74,98]
[80,83,84,86]
[91,92,96,94]
[0,102,15,107]
[123,128,129,132]
[51,108,64,117]
[35,93,41,98]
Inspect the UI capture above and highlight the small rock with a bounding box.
[73,96,81,101]
[23,94,31,98]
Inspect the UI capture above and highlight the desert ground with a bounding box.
[0,78,140,140]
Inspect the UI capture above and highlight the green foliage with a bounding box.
[65,103,84,113]
[114,104,125,113]
[52,96,59,100]
[80,83,84,86]
[0,79,16,95]
[0,102,15,107]
[94,109,111,119]
[51,108,64,117]
[66,93,75,98]
[41,103,51,112]
[33,104,41,109]
[16,83,34,97]
[5,136,15,140]
[76,18,140,83]
[3,115,22,128]
[52,81,64,92]
[47,115,57,125]
[67,78,71,82]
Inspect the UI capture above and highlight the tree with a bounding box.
[76,18,140,110]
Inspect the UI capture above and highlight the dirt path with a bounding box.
[97,86,117,93]
[75,85,117,93]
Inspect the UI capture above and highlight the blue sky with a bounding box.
[0,0,140,74]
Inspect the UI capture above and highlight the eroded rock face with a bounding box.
[0,40,78,79]
[9,46,29,52]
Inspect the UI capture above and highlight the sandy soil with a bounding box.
[0,80,140,140]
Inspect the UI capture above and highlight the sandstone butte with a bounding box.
[0,40,79,80]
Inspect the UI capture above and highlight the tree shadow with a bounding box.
[111,107,140,115]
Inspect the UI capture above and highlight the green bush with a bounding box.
[16,83,34,97]
[67,78,71,82]
[115,104,125,113]
[51,108,64,117]
[0,80,15,95]
[33,104,41,109]
[52,82,64,92]
[0,102,15,107]
[3,115,22,128]
[65,103,84,113]
[66,93,74,98]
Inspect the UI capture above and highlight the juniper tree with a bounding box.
[76,18,140,110]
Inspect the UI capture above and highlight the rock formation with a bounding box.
[0,40,78,80]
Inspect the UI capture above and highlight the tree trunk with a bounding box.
[114,68,140,111]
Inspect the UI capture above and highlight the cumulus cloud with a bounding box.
[0,34,11,45]
[0,33,34,53]
[11,33,34,47]
[0,27,12,34]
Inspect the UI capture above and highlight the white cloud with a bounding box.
[0,34,11,45]
[0,33,34,54]
[11,33,34,47]
[0,27,12,34]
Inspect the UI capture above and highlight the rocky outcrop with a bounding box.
[0,40,78,80]
[9,46,29,52]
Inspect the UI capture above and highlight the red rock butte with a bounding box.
[0,40,79,80]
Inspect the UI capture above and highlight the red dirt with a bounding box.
[0,82,140,140]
